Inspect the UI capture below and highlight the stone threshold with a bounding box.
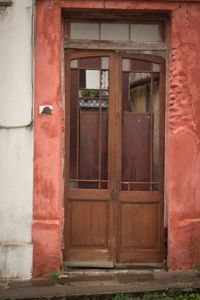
[0,270,200,299]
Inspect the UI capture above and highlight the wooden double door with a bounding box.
[64,51,165,267]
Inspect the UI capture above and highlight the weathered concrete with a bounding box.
[0,244,32,280]
[0,270,200,299]
[0,0,33,280]
[0,129,33,281]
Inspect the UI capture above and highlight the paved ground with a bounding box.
[0,269,200,299]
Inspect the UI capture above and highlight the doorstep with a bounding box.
[0,269,200,299]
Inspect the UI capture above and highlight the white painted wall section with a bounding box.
[0,0,33,127]
[0,0,33,280]
[0,129,33,244]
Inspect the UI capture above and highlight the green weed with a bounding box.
[50,271,61,280]
[195,264,200,272]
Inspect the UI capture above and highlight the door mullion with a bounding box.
[108,54,117,194]
[107,53,118,263]
[113,54,123,264]
[115,54,122,196]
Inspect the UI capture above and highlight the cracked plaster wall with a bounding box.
[33,0,200,276]
[168,4,200,269]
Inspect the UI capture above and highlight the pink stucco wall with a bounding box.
[168,5,200,269]
[33,1,63,277]
[34,0,200,277]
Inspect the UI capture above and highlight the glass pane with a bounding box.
[101,70,109,90]
[122,59,130,72]
[153,63,160,72]
[69,69,79,182]
[101,23,129,41]
[102,57,109,70]
[79,70,109,110]
[70,59,78,69]
[130,73,151,113]
[79,69,100,89]
[70,22,99,40]
[69,57,109,190]
[79,70,100,108]
[152,73,160,190]
[86,70,100,89]
[121,69,160,191]
[130,24,161,42]
[122,72,151,113]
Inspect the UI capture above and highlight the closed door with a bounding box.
[64,51,165,267]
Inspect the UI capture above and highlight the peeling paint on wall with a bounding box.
[33,0,200,277]
[167,4,200,269]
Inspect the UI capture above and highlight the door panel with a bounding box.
[64,52,115,266]
[116,55,164,263]
[64,51,165,266]
[70,201,108,247]
[121,203,158,248]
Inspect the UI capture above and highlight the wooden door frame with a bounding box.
[63,50,165,266]
[63,50,117,265]
[114,53,165,263]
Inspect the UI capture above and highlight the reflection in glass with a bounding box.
[130,73,151,112]
[79,70,109,110]
[86,70,100,89]
[152,73,160,189]
[101,70,109,90]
